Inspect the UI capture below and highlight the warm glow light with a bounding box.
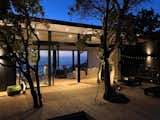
[136,34,140,37]
[0,59,4,64]
[36,31,39,35]
[146,56,152,65]
[65,28,69,32]
[68,34,73,38]
[0,20,3,24]
[146,43,152,55]
[0,91,7,97]
[110,64,115,85]
[0,49,4,56]
[146,48,151,55]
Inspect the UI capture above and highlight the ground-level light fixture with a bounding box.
[136,33,140,37]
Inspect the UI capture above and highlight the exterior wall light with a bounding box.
[146,45,152,66]
[146,47,152,56]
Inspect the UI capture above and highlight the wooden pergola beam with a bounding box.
[33,41,99,48]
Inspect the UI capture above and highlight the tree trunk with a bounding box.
[116,9,124,81]
[103,49,112,98]
[103,0,112,99]
[25,53,40,108]
[26,75,39,108]
[29,24,43,108]
[35,30,43,107]
[35,66,43,107]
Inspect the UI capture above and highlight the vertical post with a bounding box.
[77,34,81,83]
[72,50,75,70]
[77,50,80,83]
[57,50,59,69]
[53,49,57,85]
[48,31,51,86]
[86,51,88,75]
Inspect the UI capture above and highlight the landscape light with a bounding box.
[136,33,140,37]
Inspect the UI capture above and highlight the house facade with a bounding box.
[121,37,160,83]
[0,18,121,91]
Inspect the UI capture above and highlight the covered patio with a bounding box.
[29,18,102,86]
[0,18,120,91]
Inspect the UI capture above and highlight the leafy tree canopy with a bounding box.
[134,8,160,34]
[0,0,44,108]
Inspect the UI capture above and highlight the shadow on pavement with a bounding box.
[104,92,130,104]
[48,111,96,120]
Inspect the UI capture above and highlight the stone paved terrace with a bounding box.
[0,79,160,120]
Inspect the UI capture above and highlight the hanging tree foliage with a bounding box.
[0,0,44,108]
[69,0,149,102]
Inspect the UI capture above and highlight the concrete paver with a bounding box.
[0,80,160,120]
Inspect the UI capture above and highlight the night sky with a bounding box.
[41,0,101,25]
[41,0,160,26]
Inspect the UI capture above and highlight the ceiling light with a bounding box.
[68,34,73,38]
[65,28,69,32]
[36,31,39,35]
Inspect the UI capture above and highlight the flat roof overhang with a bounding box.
[33,41,99,50]
[32,17,102,30]
[27,18,102,48]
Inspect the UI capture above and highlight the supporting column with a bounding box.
[77,50,80,83]
[48,31,51,86]
[72,50,75,71]
[86,51,88,75]
[57,50,59,69]
[52,49,57,85]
